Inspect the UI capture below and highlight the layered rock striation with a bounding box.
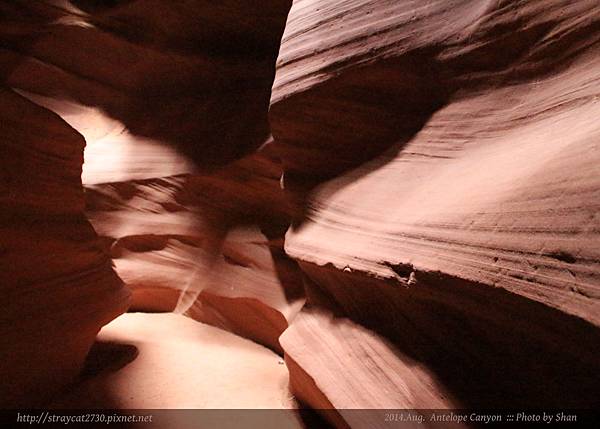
[2,0,599,419]
[2,0,292,165]
[270,0,600,419]
[0,88,129,407]
[84,136,305,353]
[1,0,293,406]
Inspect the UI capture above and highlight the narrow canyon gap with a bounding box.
[1,0,599,425]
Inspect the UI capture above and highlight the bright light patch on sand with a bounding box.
[50,313,299,417]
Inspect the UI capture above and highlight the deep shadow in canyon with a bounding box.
[1,0,599,426]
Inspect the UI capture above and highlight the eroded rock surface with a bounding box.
[270,0,600,421]
[1,0,293,406]
[2,0,600,419]
[2,0,292,166]
[281,308,462,428]
[271,1,600,321]
[84,138,305,352]
[0,88,129,407]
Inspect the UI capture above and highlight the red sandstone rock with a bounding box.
[281,309,463,428]
[179,227,305,354]
[270,0,600,414]
[81,134,305,352]
[18,93,304,355]
[0,88,129,407]
[2,0,292,167]
[271,0,600,322]
[1,0,293,406]
[2,0,600,417]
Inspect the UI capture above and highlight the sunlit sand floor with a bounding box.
[49,313,304,428]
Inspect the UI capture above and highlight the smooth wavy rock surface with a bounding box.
[271,0,600,325]
[3,0,600,417]
[1,0,292,167]
[19,93,303,354]
[178,226,305,354]
[0,88,129,407]
[83,129,304,352]
[1,0,293,406]
[270,0,600,417]
[281,309,462,428]
[295,262,600,411]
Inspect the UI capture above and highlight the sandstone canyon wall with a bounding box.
[1,0,599,423]
[1,0,294,407]
[269,0,600,420]
[0,86,129,409]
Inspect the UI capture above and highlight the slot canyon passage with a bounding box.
[1,0,600,427]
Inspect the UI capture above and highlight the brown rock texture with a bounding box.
[1,0,293,406]
[2,0,292,166]
[281,308,462,428]
[2,0,600,421]
[271,0,600,320]
[269,0,600,420]
[0,88,129,407]
[84,137,305,353]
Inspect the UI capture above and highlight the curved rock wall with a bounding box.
[270,0,600,419]
[2,0,291,166]
[0,88,129,407]
[2,0,599,418]
[84,139,305,353]
[1,0,293,406]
